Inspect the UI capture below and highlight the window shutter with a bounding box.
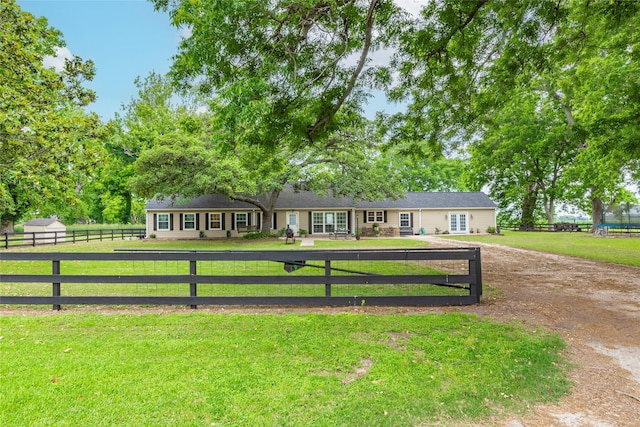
[222,213,226,230]
[363,211,367,223]
[348,211,352,230]
[231,213,235,230]
[384,211,387,223]
[410,212,414,227]
[153,214,157,231]
[257,212,261,229]
[308,212,312,234]
[169,214,174,230]
[196,213,200,230]
[205,213,209,230]
[247,213,251,226]
[273,212,277,230]
[179,213,183,230]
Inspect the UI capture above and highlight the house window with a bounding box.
[209,213,222,230]
[235,212,248,229]
[157,214,170,231]
[312,211,347,233]
[399,212,411,227]
[183,213,196,230]
[312,212,324,233]
[367,211,384,223]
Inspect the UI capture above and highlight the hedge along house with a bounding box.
[145,187,497,238]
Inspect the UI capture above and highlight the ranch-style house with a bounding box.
[144,187,497,238]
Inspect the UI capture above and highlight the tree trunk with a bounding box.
[544,198,555,230]
[261,207,273,233]
[231,188,281,234]
[591,194,604,232]
[521,183,538,226]
[0,220,15,233]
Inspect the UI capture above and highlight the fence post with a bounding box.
[100,229,103,242]
[73,230,76,244]
[189,255,197,309]
[469,248,482,303]
[52,260,61,311]
[32,232,36,247]
[4,233,7,249]
[324,260,331,297]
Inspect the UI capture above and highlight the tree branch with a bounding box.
[307,0,379,139]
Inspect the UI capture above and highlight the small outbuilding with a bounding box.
[23,218,66,244]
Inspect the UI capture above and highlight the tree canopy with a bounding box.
[152,0,406,148]
[0,0,104,230]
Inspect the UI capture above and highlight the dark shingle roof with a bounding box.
[146,188,495,211]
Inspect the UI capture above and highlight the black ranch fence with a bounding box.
[499,223,591,232]
[500,223,640,235]
[2,228,146,249]
[0,248,482,310]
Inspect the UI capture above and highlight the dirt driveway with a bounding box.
[424,236,640,427]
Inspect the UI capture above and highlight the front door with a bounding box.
[287,212,299,235]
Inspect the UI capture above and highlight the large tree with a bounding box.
[466,88,580,226]
[95,72,205,224]
[130,114,403,232]
[548,0,640,224]
[385,0,566,154]
[0,0,103,231]
[133,0,407,220]
[390,0,639,225]
[152,0,405,148]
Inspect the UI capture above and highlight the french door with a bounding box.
[449,213,468,233]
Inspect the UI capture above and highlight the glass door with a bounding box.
[449,213,468,233]
[287,212,299,234]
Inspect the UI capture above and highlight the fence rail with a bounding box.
[498,222,640,234]
[498,223,591,232]
[0,248,482,309]
[1,228,146,249]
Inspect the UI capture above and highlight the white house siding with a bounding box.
[24,219,66,244]
[144,190,497,239]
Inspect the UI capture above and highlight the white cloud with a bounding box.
[178,25,192,41]
[396,0,427,17]
[42,46,73,73]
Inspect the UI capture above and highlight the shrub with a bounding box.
[486,226,497,234]
[243,231,279,239]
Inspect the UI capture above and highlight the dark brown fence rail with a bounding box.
[1,228,146,249]
[0,248,482,310]
[499,223,640,234]
[498,223,591,232]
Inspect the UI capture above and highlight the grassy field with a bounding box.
[0,237,574,425]
[442,230,640,267]
[0,312,570,426]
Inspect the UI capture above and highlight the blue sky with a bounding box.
[17,0,182,122]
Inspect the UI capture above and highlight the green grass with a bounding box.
[0,312,571,426]
[441,230,640,267]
